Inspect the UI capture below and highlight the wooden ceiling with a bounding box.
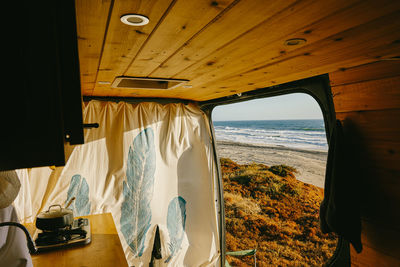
[75,0,400,101]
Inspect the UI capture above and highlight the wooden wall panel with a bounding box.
[194,10,400,100]
[358,168,400,223]
[329,61,400,86]
[350,243,400,267]
[150,0,297,78]
[75,0,400,100]
[329,60,400,266]
[335,110,400,141]
[349,160,400,224]
[75,0,112,95]
[93,0,175,95]
[360,220,400,256]
[124,0,236,77]
[333,77,400,113]
[175,0,397,83]
[351,219,400,266]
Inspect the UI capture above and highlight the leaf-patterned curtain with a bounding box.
[13,101,221,267]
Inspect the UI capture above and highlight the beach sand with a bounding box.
[216,141,328,188]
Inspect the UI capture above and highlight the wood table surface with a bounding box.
[25,213,128,267]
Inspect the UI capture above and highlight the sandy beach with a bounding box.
[216,141,328,188]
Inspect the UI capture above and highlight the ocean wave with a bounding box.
[214,120,328,151]
[216,134,328,151]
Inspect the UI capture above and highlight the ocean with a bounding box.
[213,119,328,151]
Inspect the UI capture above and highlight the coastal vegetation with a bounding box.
[221,158,336,266]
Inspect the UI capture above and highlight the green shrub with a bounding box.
[269,165,297,177]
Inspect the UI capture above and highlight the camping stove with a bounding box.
[33,218,91,252]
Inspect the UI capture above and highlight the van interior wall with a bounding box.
[329,60,400,266]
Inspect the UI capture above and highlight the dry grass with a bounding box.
[221,158,337,267]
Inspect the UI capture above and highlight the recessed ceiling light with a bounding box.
[120,14,149,26]
[98,81,111,85]
[284,38,307,46]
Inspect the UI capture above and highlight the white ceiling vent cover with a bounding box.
[111,77,189,90]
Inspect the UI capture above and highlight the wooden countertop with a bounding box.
[25,213,128,267]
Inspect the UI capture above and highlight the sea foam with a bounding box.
[213,120,328,151]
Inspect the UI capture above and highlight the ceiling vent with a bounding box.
[111,77,189,90]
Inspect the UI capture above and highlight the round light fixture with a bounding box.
[284,38,307,46]
[120,14,149,26]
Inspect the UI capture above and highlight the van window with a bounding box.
[212,93,337,266]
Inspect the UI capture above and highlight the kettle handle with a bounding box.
[46,204,62,212]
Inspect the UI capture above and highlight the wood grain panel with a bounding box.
[335,109,400,141]
[360,220,400,256]
[173,0,360,81]
[75,0,112,95]
[171,1,400,92]
[329,61,400,86]
[150,0,297,78]
[124,0,236,77]
[335,110,400,223]
[362,141,400,171]
[191,10,400,100]
[358,168,400,223]
[190,45,399,101]
[90,0,360,98]
[92,0,174,95]
[350,242,400,267]
[333,79,400,167]
[329,60,400,266]
[78,0,400,100]
[332,76,400,113]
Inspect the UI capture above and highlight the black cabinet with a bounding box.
[0,0,84,171]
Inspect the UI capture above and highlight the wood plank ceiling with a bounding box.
[75,0,400,101]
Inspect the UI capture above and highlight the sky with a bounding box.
[212,93,324,121]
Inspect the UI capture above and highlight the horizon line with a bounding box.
[212,118,324,122]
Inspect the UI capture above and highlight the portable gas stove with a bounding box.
[33,218,91,252]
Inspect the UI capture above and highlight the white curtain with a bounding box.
[13,100,221,266]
